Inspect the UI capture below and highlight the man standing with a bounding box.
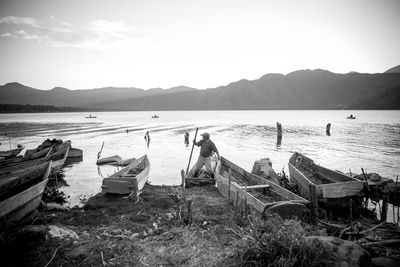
[193,132,220,177]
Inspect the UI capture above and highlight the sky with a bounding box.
[0,0,399,90]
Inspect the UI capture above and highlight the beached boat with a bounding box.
[288,152,364,209]
[101,155,150,198]
[0,161,52,221]
[183,156,218,188]
[215,157,309,218]
[0,147,52,168]
[0,147,24,159]
[0,148,68,175]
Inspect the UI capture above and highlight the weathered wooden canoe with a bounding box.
[0,147,52,168]
[288,152,364,207]
[0,148,68,175]
[215,157,309,219]
[101,155,150,198]
[183,156,217,188]
[0,161,52,221]
[0,147,24,159]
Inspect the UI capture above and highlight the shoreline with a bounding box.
[1,182,400,266]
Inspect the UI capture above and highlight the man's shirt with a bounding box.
[196,139,218,158]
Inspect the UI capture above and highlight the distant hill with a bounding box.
[384,65,400,74]
[347,86,400,109]
[0,83,195,107]
[1,69,400,110]
[0,103,90,113]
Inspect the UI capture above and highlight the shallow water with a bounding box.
[0,110,399,207]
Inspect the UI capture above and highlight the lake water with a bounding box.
[0,110,399,207]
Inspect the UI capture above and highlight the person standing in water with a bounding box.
[184,132,190,147]
[193,132,220,177]
[144,131,151,148]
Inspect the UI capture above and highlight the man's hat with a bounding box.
[201,132,210,138]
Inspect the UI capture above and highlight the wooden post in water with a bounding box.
[309,184,318,225]
[326,123,331,136]
[381,186,389,223]
[228,169,232,205]
[276,122,282,139]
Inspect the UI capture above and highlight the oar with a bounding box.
[97,141,105,160]
[186,128,199,175]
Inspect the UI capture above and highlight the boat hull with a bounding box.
[288,152,364,209]
[102,155,149,198]
[215,157,308,218]
[0,161,51,221]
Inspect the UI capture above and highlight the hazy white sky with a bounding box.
[0,0,399,90]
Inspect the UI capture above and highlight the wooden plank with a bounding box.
[240,184,271,190]
[289,163,313,200]
[320,181,364,199]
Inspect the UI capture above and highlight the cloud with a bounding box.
[0,15,155,51]
[0,16,41,28]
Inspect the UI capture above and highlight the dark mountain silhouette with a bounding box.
[347,86,400,109]
[1,69,400,110]
[384,65,400,74]
[0,83,195,107]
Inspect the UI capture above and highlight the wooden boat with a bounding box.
[0,161,52,221]
[0,147,24,159]
[215,157,309,218]
[347,116,356,119]
[152,115,159,118]
[85,115,96,118]
[288,152,364,209]
[101,155,150,198]
[0,147,52,168]
[0,148,68,175]
[183,156,218,188]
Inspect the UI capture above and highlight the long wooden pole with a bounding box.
[186,128,199,175]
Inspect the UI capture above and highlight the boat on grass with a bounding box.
[0,146,24,159]
[0,161,52,221]
[288,152,364,210]
[101,155,150,198]
[215,157,309,219]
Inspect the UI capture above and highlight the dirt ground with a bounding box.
[0,184,242,266]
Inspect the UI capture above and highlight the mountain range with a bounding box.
[1,66,400,110]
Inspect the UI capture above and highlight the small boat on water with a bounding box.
[0,146,24,159]
[215,157,309,218]
[97,155,137,167]
[101,155,150,198]
[152,115,159,118]
[0,161,52,221]
[347,114,356,119]
[288,152,364,209]
[85,114,97,119]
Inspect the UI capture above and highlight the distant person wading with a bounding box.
[144,131,151,148]
[184,132,190,147]
[193,132,220,178]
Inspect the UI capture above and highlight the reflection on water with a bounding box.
[0,110,399,207]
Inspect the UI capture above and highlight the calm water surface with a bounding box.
[0,110,399,206]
